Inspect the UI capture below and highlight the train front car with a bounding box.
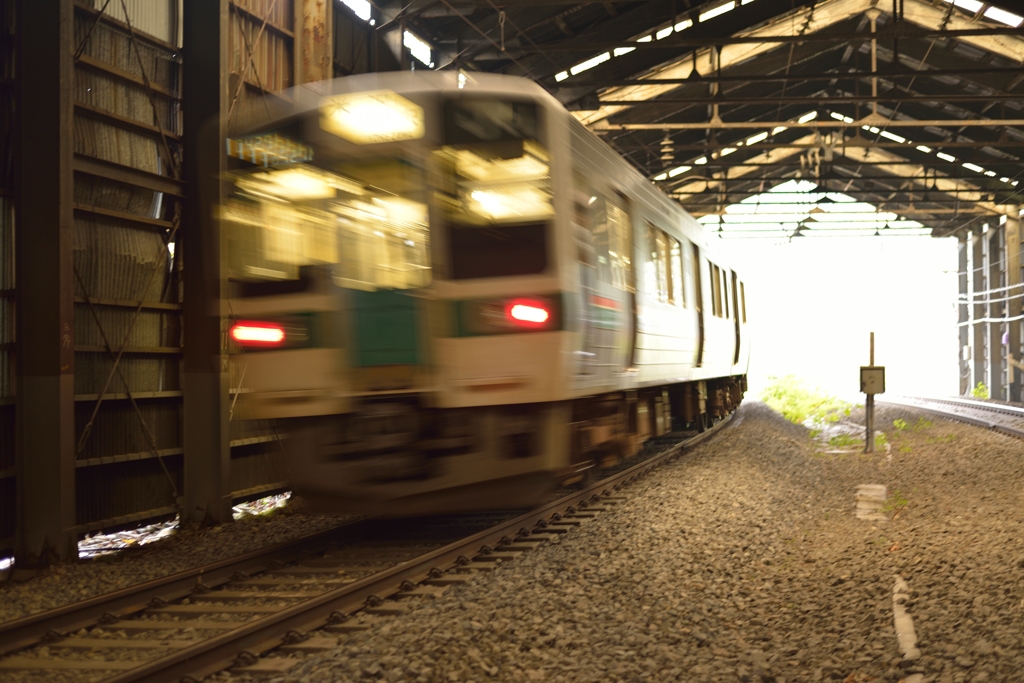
[225,74,574,514]
[224,72,749,516]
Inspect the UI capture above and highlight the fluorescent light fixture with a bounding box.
[720,147,737,156]
[797,111,817,124]
[613,47,636,56]
[879,130,905,143]
[340,0,372,22]
[674,19,694,31]
[916,145,932,153]
[1001,176,1011,183]
[699,1,735,22]
[320,90,425,144]
[668,165,692,177]
[656,26,673,39]
[771,126,787,135]
[863,125,881,134]
[653,172,668,181]
[694,157,708,165]
[1013,181,1020,186]
[936,152,957,162]
[570,52,611,76]
[555,71,569,82]
[984,6,1023,26]
[403,30,433,67]
[985,171,997,177]
[637,35,652,42]
[746,131,768,145]
[942,0,983,12]
[963,162,985,173]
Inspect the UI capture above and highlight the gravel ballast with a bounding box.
[0,504,351,624]
[211,401,1024,683]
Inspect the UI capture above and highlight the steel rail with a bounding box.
[101,416,735,683]
[879,396,1024,440]
[0,522,368,657]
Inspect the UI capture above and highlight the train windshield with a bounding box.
[224,149,430,293]
[436,98,552,280]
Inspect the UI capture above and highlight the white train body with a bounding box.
[225,72,749,514]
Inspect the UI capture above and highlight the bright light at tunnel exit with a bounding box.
[508,303,549,325]
[230,323,285,346]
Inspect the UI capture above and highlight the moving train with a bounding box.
[223,72,749,515]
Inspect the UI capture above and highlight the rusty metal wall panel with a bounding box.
[228,7,295,94]
[89,0,178,47]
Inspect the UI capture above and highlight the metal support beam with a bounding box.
[14,0,77,566]
[957,234,969,397]
[1006,208,1022,403]
[183,0,231,525]
[988,229,1005,400]
[971,229,986,393]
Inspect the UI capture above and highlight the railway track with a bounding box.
[0,415,734,683]
[879,395,1024,439]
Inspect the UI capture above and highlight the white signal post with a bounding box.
[861,332,885,453]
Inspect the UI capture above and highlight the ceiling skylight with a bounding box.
[339,0,372,23]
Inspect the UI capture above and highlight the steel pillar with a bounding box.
[957,234,970,396]
[988,229,1004,400]
[1006,208,1022,403]
[182,0,231,525]
[14,0,77,566]
[970,229,986,393]
[296,0,333,86]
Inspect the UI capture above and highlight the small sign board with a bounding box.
[860,366,885,395]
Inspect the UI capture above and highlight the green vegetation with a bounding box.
[761,375,854,426]
[899,445,913,453]
[875,432,889,450]
[893,418,908,431]
[971,382,990,399]
[913,417,934,432]
[882,490,909,515]
[828,433,861,449]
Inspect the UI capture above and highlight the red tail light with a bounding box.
[230,322,286,346]
[507,301,550,326]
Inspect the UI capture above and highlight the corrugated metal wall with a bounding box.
[72,1,184,533]
[4,0,325,553]
[0,0,15,554]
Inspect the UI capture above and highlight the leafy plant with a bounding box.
[882,490,908,515]
[760,375,854,426]
[875,433,889,450]
[912,418,934,432]
[828,433,861,448]
[971,382,990,399]
[893,418,908,431]
[899,445,912,453]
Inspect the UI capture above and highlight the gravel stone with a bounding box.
[204,400,1018,683]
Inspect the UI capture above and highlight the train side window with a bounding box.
[710,264,720,316]
[592,197,611,283]
[669,237,682,306]
[692,248,703,313]
[658,230,672,304]
[645,223,659,302]
[740,281,747,322]
[731,271,740,322]
[723,269,730,319]
[607,195,633,292]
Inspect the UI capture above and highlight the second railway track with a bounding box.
[0,414,734,683]
[880,395,1024,440]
